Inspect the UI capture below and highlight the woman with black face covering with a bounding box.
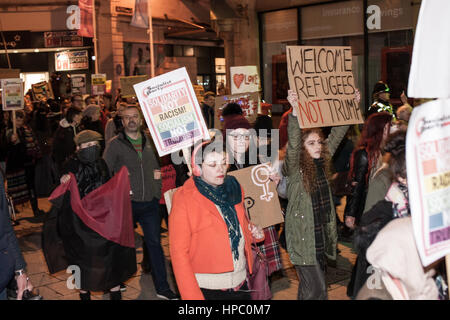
[57,130,133,300]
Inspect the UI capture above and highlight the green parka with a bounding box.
[282,114,349,266]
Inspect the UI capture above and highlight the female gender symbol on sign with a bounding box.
[251,164,274,202]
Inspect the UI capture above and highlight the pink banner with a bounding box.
[78,0,94,38]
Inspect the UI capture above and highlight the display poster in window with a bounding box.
[286,45,364,128]
[71,74,87,95]
[1,78,24,111]
[55,50,89,72]
[133,67,210,157]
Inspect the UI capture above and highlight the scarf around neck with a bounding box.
[311,158,331,225]
[194,175,242,261]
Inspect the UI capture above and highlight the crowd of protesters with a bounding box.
[0,79,448,302]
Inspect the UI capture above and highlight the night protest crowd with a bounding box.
[0,77,448,301]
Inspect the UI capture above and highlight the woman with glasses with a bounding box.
[169,138,264,300]
[221,103,283,284]
[284,90,349,300]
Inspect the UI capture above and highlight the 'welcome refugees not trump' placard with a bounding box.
[286,46,364,128]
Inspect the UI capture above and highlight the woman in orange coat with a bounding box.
[169,139,264,300]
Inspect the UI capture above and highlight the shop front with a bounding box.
[258,0,421,115]
[0,2,97,100]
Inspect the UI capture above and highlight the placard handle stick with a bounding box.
[12,110,16,135]
[446,255,450,297]
[182,147,192,176]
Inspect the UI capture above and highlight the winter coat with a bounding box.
[363,164,391,214]
[52,118,79,175]
[201,103,214,129]
[344,149,369,224]
[0,173,26,290]
[103,131,161,202]
[283,114,348,266]
[169,177,255,300]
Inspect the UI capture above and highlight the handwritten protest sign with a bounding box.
[1,79,24,111]
[230,66,260,95]
[91,74,106,95]
[214,92,260,129]
[133,67,210,157]
[407,99,450,267]
[286,46,363,128]
[228,163,284,229]
[120,75,148,98]
[32,81,54,101]
[71,74,86,94]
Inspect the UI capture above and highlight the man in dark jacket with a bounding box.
[52,106,82,176]
[103,105,178,300]
[201,91,215,129]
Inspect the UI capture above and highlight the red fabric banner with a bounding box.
[49,166,135,248]
[78,0,94,38]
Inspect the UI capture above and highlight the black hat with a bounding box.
[222,102,243,117]
[253,115,273,137]
[372,81,390,94]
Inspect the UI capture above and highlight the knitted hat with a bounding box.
[74,129,103,146]
[222,102,243,117]
[223,114,251,132]
[82,104,100,119]
[253,115,273,137]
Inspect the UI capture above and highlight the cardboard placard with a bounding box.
[230,65,260,95]
[91,73,106,95]
[286,46,364,128]
[406,99,450,267]
[120,75,148,98]
[71,74,87,94]
[228,163,284,229]
[133,67,210,157]
[31,81,54,101]
[0,69,20,80]
[1,79,24,111]
[214,92,259,129]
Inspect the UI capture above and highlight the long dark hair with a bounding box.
[349,112,392,183]
[299,128,331,193]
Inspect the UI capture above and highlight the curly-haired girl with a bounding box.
[283,90,349,300]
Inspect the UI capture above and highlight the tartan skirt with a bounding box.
[256,225,282,275]
[6,169,30,205]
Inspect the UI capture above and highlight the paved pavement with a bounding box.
[11,197,356,300]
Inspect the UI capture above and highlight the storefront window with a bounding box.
[367,0,417,106]
[261,8,298,113]
[260,0,419,115]
[300,0,366,110]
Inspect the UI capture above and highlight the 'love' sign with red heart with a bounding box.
[233,74,245,89]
